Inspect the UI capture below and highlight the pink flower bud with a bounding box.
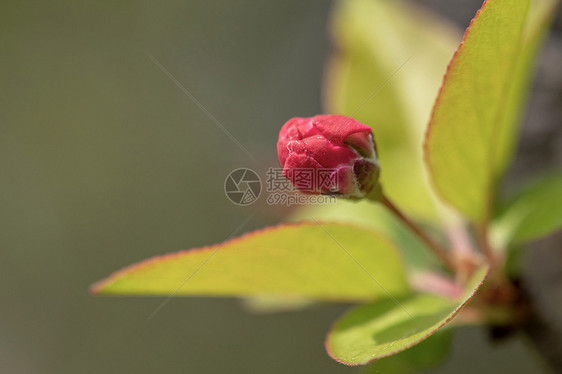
[277,114,380,199]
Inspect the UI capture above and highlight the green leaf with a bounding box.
[362,330,452,374]
[326,266,488,366]
[493,171,562,246]
[290,200,439,271]
[424,0,558,223]
[92,222,410,302]
[241,296,317,314]
[325,0,459,222]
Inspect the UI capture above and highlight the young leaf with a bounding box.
[241,296,316,314]
[290,200,439,271]
[325,0,459,222]
[425,0,558,223]
[326,266,488,366]
[363,330,452,374]
[493,172,562,246]
[92,222,410,302]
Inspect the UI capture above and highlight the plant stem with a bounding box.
[474,224,496,265]
[474,223,515,297]
[381,195,456,273]
[445,219,476,256]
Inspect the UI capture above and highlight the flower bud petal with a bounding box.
[277,114,380,199]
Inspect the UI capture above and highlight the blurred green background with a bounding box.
[1,1,560,373]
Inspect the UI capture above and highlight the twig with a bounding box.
[381,195,456,273]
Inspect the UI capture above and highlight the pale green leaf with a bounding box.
[363,330,452,374]
[493,171,562,246]
[290,200,439,270]
[493,0,560,175]
[241,296,317,314]
[326,266,488,365]
[325,0,459,222]
[425,0,558,222]
[92,222,410,302]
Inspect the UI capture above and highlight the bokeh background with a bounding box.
[1,1,561,373]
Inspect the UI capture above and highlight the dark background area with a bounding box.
[1,1,560,373]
